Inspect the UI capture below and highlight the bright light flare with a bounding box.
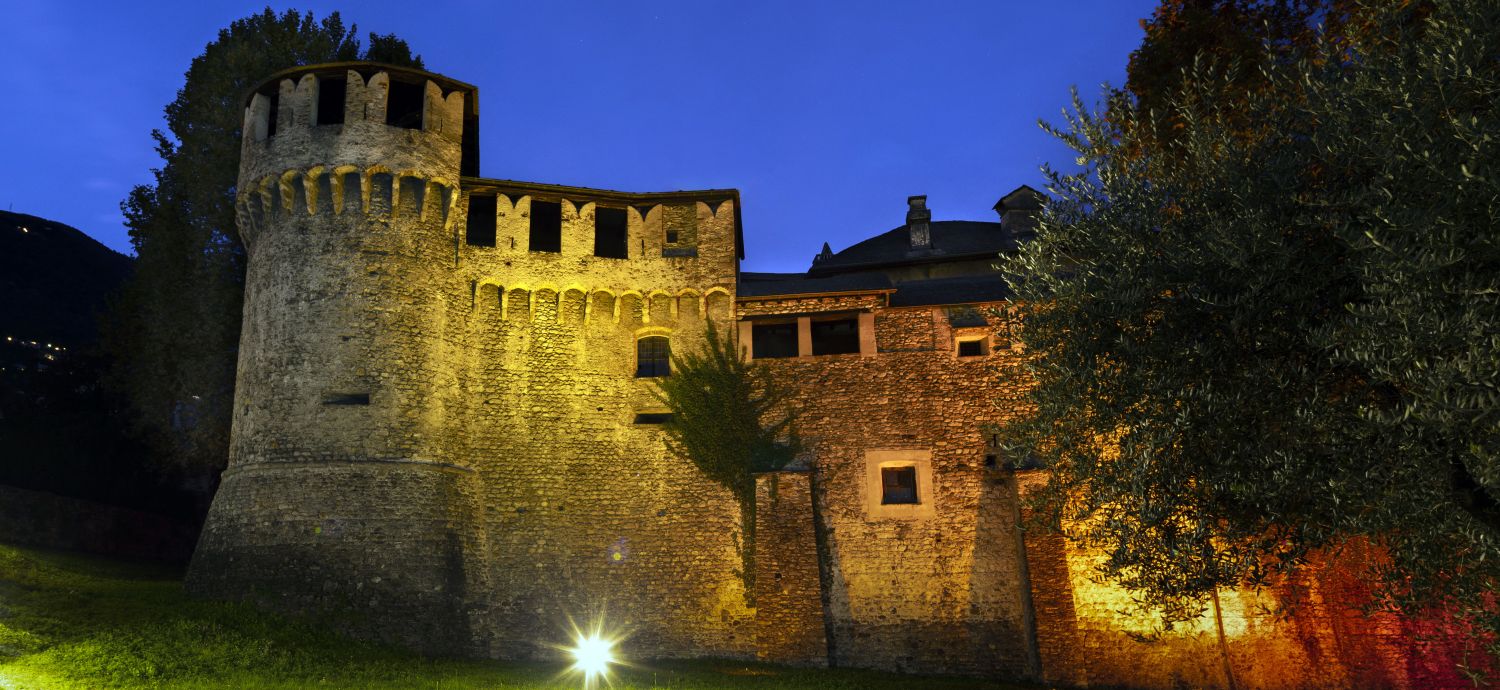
[569,633,615,679]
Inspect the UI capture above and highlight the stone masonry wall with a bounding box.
[191,64,486,656]
[0,485,195,563]
[751,300,1035,676]
[752,471,828,666]
[453,190,754,660]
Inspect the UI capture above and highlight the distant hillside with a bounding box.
[0,211,134,347]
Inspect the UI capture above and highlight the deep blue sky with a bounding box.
[1,2,1155,273]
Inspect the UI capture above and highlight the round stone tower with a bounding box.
[187,63,488,654]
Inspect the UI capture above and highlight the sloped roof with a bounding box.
[737,271,893,298]
[808,220,1016,274]
[888,274,1013,307]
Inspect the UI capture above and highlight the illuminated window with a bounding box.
[752,322,797,359]
[530,200,562,252]
[881,466,918,504]
[811,318,859,355]
[636,336,670,378]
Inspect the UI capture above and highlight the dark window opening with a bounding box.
[752,322,798,359]
[594,207,628,259]
[984,454,998,468]
[529,200,562,252]
[666,229,680,244]
[323,393,370,406]
[317,77,346,125]
[634,412,673,424]
[811,318,859,355]
[881,467,918,504]
[636,336,671,378]
[386,79,424,129]
[265,89,280,138]
[466,194,497,247]
[958,339,986,357]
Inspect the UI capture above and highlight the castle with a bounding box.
[188,63,1481,689]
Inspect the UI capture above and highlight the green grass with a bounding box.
[0,544,1031,689]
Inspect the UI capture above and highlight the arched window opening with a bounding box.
[636,336,670,378]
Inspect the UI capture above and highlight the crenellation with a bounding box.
[276,78,295,135]
[294,73,317,128]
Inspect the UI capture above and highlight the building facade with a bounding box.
[188,63,1482,689]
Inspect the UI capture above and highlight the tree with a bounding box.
[107,10,421,494]
[1003,0,1499,644]
[653,323,799,599]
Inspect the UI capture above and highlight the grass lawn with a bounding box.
[0,543,1032,689]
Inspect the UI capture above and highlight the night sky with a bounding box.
[0,2,1155,273]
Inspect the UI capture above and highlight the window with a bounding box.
[865,449,934,519]
[465,194,496,246]
[811,318,859,355]
[881,467,918,504]
[752,322,798,359]
[636,336,670,377]
[529,200,561,252]
[322,393,370,406]
[265,89,280,138]
[386,79,424,129]
[633,412,673,424]
[665,229,680,244]
[957,338,986,357]
[317,76,346,125]
[594,207,628,259]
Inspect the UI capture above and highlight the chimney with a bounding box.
[994,185,1044,239]
[907,195,931,249]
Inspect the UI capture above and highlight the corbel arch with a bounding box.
[703,286,732,317]
[330,165,359,213]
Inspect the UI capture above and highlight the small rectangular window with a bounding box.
[466,194,497,247]
[529,200,562,252]
[666,229,680,244]
[811,318,859,355]
[594,207,628,259]
[317,77,346,125]
[634,412,673,424]
[386,79,424,129]
[752,322,798,359]
[958,338,986,357]
[322,393,370,406]
[881,467,918,504]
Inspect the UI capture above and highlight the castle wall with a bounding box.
[451,190,754,659]
[747,299,1036,676]
[190,66,488,655]
[752,470,829,666]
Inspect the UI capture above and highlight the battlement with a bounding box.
[236,164,459,248]
[238,63,478,185]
